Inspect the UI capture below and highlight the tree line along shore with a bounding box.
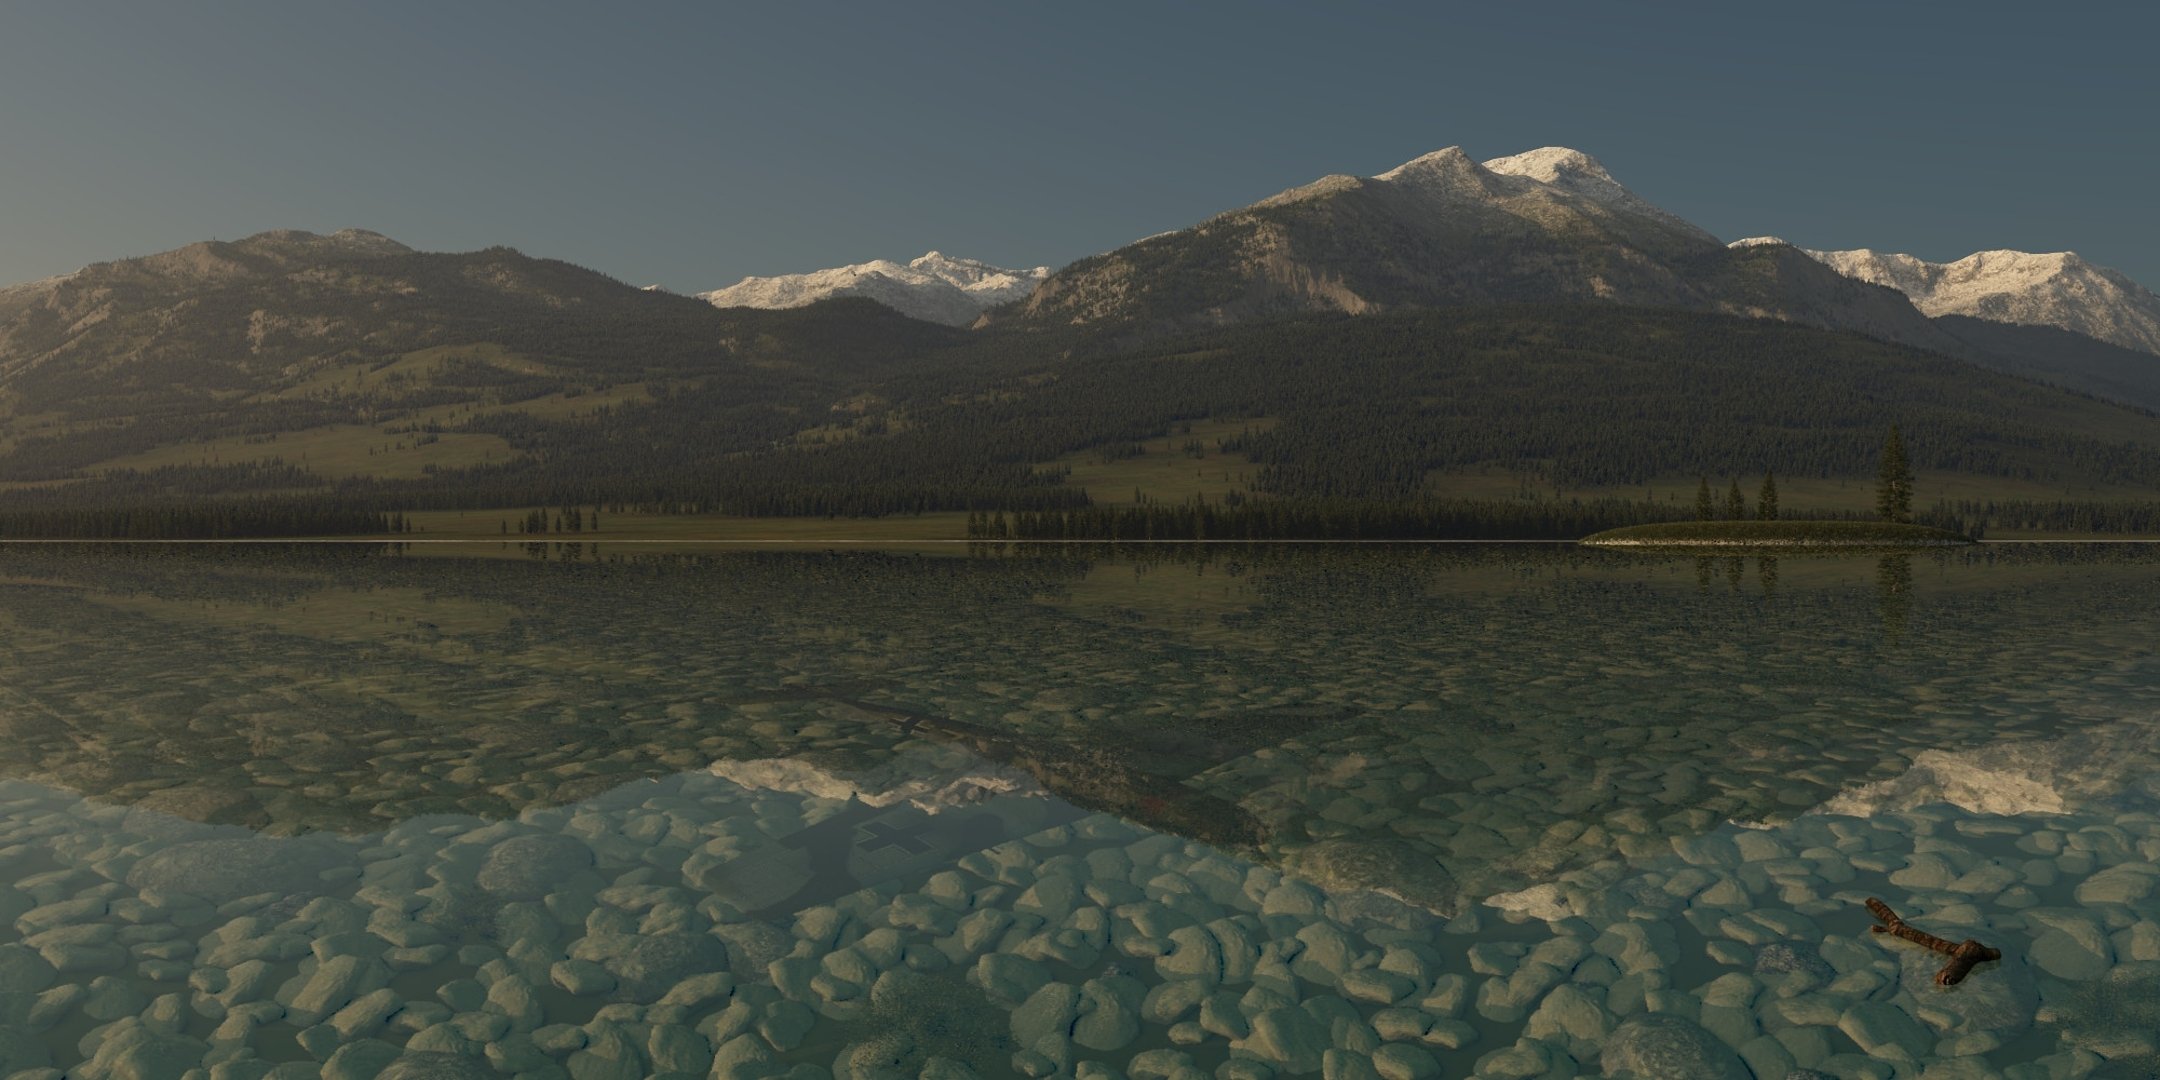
[4,426,2157,542]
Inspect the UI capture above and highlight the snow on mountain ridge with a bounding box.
[1481,147,1721,244]
[700,251,1050,326]
[1342,144,1720,243]
[1372,145,1484,185]
[1800,246,2160,356]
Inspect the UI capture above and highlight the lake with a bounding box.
[1,542,2156,1080]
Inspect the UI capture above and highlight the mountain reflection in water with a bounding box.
[3,543,2160,1076]
[2,543,2158,904]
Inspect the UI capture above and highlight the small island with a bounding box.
[1584,427,1977,548]
[1580,519,1974,548]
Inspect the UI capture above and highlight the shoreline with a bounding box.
[1582,537,1973,549]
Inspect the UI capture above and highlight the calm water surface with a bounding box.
[2,543,2157,1080]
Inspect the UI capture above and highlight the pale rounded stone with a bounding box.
[2027,915,2115,982]
[1237,1006,1329,1074]
[1470,1037,1554,1080]
[321,1038,403,1080]
[1261,881,1326,918]
[974,953,1050,1007]
[2077,865,2159,905]
[1320,1048,1379,1080]
[1012,982,1081,1048]
[1369,1042,1439,1080]
[1156,926,1225,986]
[1289,923,1358,987]
[1128,1048,1196,1080]
[551,958,615,997]
[285,954,390,1026]
[1338,969,1413,1006]
[645,1022,713,1075]
[379,1049,494,1080]
[1072,976,1144,1052]
[756,999,815,1052]
[72,1019,211,1080]
[1837,1000,1934,1064]
[1369,1007,1431,1042]
[1142,979,1210,1025]
[1522,983,1611,1053]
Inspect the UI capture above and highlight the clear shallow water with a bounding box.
[1,543,2159,1079]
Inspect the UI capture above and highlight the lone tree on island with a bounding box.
[1724,479,1746,520]
[1695,477,1713,520]
[1877,425,1914,523]
[1758,471,1779,520]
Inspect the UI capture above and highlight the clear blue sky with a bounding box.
[2,1,2154,290]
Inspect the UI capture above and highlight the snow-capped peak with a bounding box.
[1804,246,2160,355]
[1359,145,1716,243]
[700,251,1050,326]
[1373,146,1481,184]
[906,251,1051,294]
[1728,236,1792,248]
[1480,146,1615,187]
[1483,146,1719,243]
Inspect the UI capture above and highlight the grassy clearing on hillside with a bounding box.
[95,424,516,480]
[498,381,657,421]
[265,343,546,400]
[1052,417,1276,506]
[50,340,664,482]
[79,373,657,482]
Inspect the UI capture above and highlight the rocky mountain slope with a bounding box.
[0,229,961,485]
[0,228,618,392]
[990,146,1963,355]
[701,251,1049,326]
[1726,237,2160,408]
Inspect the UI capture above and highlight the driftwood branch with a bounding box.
[1865,897,2002,986]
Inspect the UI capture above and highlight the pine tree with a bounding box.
[1694,477,1713,520]
[1725,479,1746,521]
[1758,471,1779,520]
[1877,425,1913,523]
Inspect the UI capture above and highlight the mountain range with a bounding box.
[4,145,2160,534]
[700,251,1048,326]
[712,146,2157,381]
[1792,244,2160,357]
[996,146,1956,350]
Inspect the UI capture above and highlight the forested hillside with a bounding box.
[24,304,2160,523]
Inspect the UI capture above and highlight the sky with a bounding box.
[2,1,2155,291]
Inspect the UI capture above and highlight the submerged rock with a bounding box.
[605,931,729,1000]
[1894,947,2037,1037]
[377,1050,495,1080]
[1753,942,1834,986]
[1599,1013,1749,1080]
[1285,840,1457,915]
[476,833,594,900]
[126,837,350,903]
